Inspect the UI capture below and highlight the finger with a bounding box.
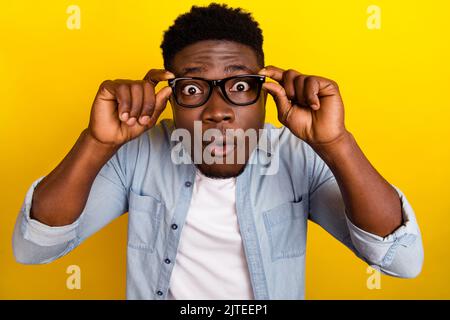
[143,69,175,86]
[263,82,293,123]
[97,80,116,100]
[258,65,285,83]
[283,70,301,101]
[150,86,172,123]
[116,83,132,122]
[127,83,144,126]
[139,81,156,125]
[294,75,307,107]
[304,77,321,110]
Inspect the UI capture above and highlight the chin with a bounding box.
[196,163,247,179]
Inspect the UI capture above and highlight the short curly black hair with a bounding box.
[161,3,264,71]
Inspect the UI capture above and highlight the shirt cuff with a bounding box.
[20,176,79,247]
[344,185,420,267]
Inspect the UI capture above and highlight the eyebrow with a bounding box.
[179,64,255,77]
[224,64,255,74]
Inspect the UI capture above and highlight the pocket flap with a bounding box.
[129,189,161,213]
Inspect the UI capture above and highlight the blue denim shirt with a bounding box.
[12,119,424,299]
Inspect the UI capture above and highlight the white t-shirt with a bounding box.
[167,170,254,300]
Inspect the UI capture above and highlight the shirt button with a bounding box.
[171,224,178,230]
[164,258,171,264]
[156,290,163,296]
[184,181,192,187]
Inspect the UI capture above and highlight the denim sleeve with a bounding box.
[12,144,130,265]
[307,148,424,279]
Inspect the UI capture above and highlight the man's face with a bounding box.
[169,40,266,178]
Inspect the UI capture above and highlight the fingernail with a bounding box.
[311,104,319,110]
[139,116,150,124]
[121,112,129,121]
[127,117,136,126]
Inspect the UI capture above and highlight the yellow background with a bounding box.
[1,0,449,299]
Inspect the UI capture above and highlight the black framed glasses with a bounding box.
[168,74,266,108]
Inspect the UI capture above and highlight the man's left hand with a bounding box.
[259,66,349,146]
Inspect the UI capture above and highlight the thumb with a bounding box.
[151,86,172,121]
[263,82,294,123]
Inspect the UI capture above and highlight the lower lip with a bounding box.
[210,144,236,157]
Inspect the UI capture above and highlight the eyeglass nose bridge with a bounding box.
[207,79,230,102]
[210,79,222,86]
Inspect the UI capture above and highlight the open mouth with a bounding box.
[203,137,236,157]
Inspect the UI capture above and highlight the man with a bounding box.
[13,3,423,299]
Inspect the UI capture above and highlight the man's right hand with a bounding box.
[87,69,175,147]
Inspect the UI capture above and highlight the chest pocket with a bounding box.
[263,196,308,261]
[127,190,164,252]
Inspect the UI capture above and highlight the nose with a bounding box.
[201,87,235,124]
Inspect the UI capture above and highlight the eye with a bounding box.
[229,81,250,92]
[181,84,203,96]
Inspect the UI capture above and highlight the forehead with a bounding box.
[171,40,260,78]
